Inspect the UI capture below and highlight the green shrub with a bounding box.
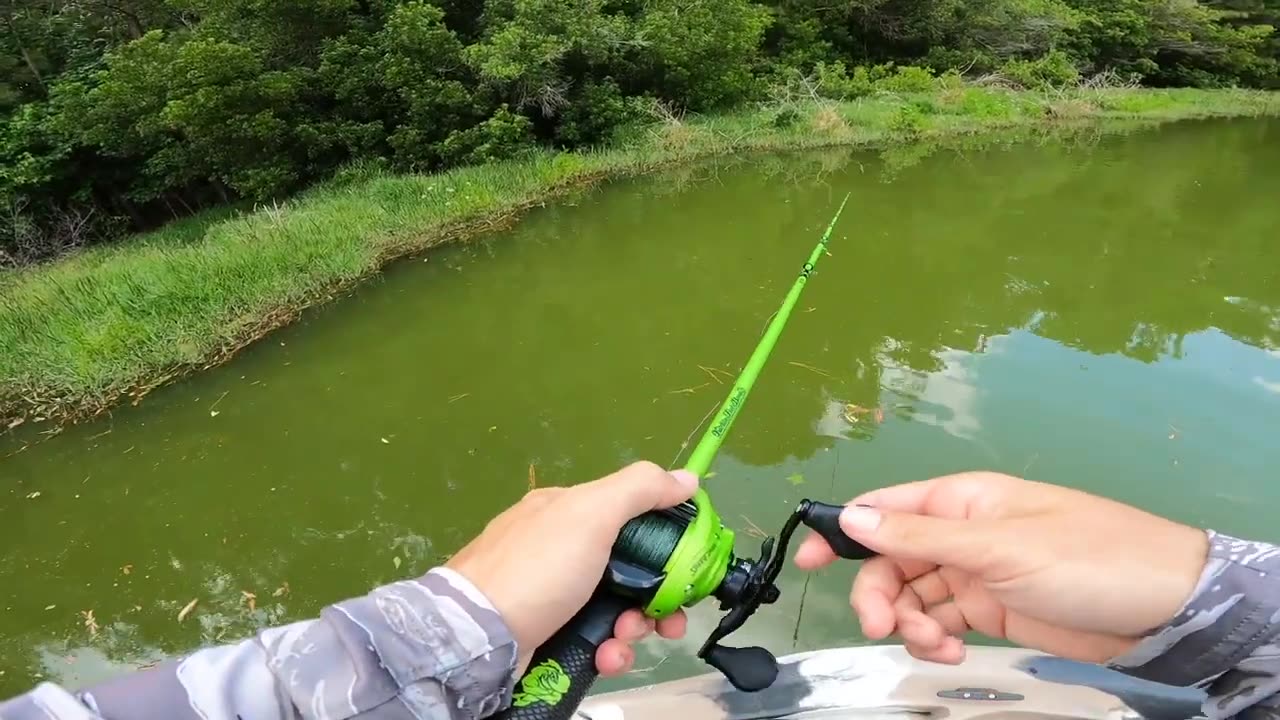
[874,65,939,93]
[955,88,1017,118]
[888,103,927,137]
[937,69,966,90]
[772,107,802,128]
[1000,50,1081,91]
[814,61,874,99]
[909,97,940,115]
[556,79,647,147]
[439,106,537,165]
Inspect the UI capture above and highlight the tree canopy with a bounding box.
[3,0,1277,264]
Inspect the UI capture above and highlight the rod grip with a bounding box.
[494,593,632,720]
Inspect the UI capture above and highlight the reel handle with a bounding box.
[798,500,878,560]
[494,593,633,720]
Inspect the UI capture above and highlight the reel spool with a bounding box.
[495,492,876,720]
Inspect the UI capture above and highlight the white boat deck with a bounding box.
[578,646,1204,720]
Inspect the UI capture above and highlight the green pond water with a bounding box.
[3,117,1280,700]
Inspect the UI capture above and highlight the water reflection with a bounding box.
[884,346,987,442]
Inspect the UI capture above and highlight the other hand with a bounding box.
[794,471,1209,664]
[447,461,696,676]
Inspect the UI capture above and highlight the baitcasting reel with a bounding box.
[494,488,876,720]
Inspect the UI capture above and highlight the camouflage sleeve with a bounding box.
[1106,530,1280,720]
[0,567,519,720]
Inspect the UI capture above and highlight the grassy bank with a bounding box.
[2,84,1278,429]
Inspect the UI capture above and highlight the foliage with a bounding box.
[2,0,1278,264]
[1000,49,1083,89]
[4,83,1276,425]
[440,105,538,164]
[815,62,875,100]
[888,103,928,138]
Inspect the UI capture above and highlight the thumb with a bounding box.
[839,505,1001,573]
[590,461,700,526]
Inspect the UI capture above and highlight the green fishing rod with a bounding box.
[683,190,851,477]
[496,193,877,720]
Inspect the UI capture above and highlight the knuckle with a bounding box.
[594,460,669,500]
[522,487,564,506]
[938,472,1018,516]
[942,473,993,496]
[622,460,666,480]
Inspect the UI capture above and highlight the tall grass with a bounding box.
[2,85,1277,426]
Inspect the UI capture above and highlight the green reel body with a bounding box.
[629,488,736,618]
[608,487,878,694]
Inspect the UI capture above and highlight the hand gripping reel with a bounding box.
[494,493,876,720]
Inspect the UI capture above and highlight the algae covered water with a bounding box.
[3,118,1280,698]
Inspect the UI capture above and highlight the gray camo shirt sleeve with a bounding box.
[0,567,519,720]
[1107,530,1280,720]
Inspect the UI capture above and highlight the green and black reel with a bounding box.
[495,490,876,720]
[494,195,879,720]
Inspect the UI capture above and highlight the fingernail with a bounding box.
[841,505,882,534]
[670,469,698,487]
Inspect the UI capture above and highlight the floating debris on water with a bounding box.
[788,361,832,378]
[699,365,733,385]
[80,610,98,638]
[740,515,769,539]
[208,391,229,417]
[843,403,885,424]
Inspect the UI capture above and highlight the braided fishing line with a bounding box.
[791,444,839,648]
[616,513,685,570]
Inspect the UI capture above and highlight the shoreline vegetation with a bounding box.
[2,82,1279,432]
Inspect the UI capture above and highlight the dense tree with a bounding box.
[1211,0,1280,85]
[2,0,1276,265]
